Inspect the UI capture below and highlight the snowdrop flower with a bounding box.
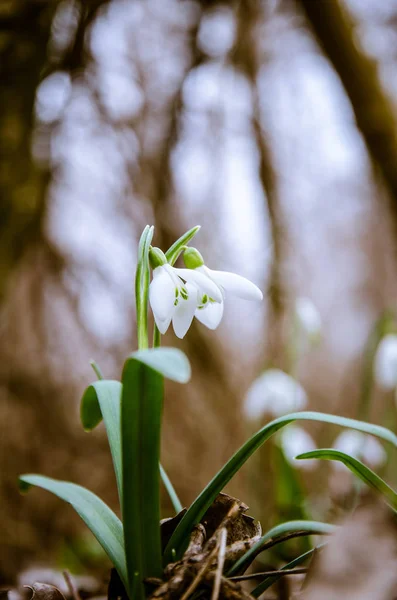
[280,425,317,470]
[149,247,222,339]
[243,369,308,421]
[373,334,397,390]
[333,431,387,470]
[183,247,263,330]
[295,297,322,344]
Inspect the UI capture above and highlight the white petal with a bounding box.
[195,301,224,330]
[172,267,223,303]
[374,334,397,390]
[154,315,172,335]
[172,283,198,339]
[149,267,175,322]
[207,269,263,301]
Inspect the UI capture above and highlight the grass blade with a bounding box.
[296,448,397,509]
[160,464,183,514]
[19,475,127,590]
[250,543,326,597]
[164,411,397,563]
[165,225,201,266]
[228,520,334,576]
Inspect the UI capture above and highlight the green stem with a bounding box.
[153,324,161,348]
[135,226,154,350]
[152,327,184,514]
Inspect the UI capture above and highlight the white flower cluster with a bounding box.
[149,247,263,339]
[243,369,387,472]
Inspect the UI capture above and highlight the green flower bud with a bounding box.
[149,246,167,269]
[183,247,205,269]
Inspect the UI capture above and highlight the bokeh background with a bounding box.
[2,0,397,583]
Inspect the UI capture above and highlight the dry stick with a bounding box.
[229,567,308,582]
[180,539,221,600]
[62,570,81,600]
[211,528,227,600]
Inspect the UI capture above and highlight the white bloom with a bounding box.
[149,264,222,339]
[333,431,387,470]
[194,265,263,329]
[280,425,317,470]
[243,369,308,420]
[374,334,397,390]
[295,297,322,341]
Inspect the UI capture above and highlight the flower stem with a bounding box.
[153,324,161,348]
[135,226,154,350]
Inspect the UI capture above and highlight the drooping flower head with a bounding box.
[295,296,322,345]
[183,247,263,330]
[332,430,387,470]
[280,425,317,471]
[148,244,263,339]
[373,333,397,390]
[243,368,308,421]
[149,247,222,339]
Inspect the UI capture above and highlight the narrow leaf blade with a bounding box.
[121,358,163,597]
[80,378,182,518]
[228,520,334,576]
[165,225,201,266]
[164,411,397,563]
[81,381,123,504]
[251,544,326,597]
[19,475,127,590]
[296,448,397,508]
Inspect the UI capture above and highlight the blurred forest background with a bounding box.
[2,0,397,584]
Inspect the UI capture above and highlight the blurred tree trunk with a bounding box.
[297,0,397,211]
[233,0,287,367]
[0,1,115,582]
[0,1,59,299]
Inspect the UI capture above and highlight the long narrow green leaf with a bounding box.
[81,383,183,515]
[121,357,164,598]
[250,543,326,597]
[228,520,334,576]
[164,411,397,563]
[165,225,201,266]
[296,449,397,509]
[19,475,127,590]
[80,349,189,518]
[81,381,123,504]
